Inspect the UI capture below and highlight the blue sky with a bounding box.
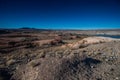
[0,0,120,29]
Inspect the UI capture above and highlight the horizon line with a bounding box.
[0,27,120,31]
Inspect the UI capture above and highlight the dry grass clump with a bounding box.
[6,59,16,66]
[28,59,40,67]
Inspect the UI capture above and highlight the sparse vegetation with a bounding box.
[0,29,120,80]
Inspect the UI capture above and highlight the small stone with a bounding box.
[91,66,94,68]
[110,68,114,71]
[115,77,119,80]
[96,78,102,80]
[105,59,108,61]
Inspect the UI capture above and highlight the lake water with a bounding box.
[95,35,120,39]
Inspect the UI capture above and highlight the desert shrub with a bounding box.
[8,41,17,46]
[26,43,37,48]
[50,37,64,46]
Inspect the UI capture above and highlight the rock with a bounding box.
[6,59,16,66]
[62,37,120,49]
[115,77,119,80]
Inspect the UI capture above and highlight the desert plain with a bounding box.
[0,28,120,80]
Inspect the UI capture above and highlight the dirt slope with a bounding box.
[11,41,120,80]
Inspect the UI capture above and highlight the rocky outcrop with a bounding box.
[62,37,120,49]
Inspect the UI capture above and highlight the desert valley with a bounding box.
[0,28,120,80]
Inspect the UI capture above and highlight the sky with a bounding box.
[0,0,120,29]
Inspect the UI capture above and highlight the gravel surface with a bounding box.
[11,41,120,80]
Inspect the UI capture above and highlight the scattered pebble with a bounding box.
[115,77,119,80]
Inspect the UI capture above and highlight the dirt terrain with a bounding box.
[0,29,120,80]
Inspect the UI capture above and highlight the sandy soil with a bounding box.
[11,41,120,80]
[0,29,120,80]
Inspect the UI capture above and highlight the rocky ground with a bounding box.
[0,29,120,80]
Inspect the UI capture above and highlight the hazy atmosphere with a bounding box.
[0,0,120,29]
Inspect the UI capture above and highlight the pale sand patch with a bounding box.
[61,37,120,49]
